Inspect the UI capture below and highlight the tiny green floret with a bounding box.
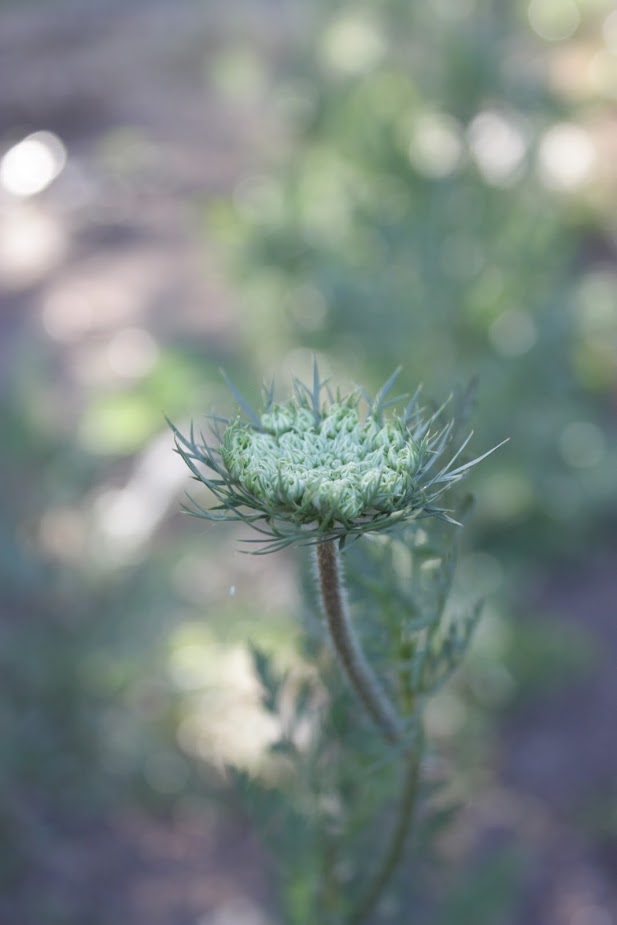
[170,365,505,553]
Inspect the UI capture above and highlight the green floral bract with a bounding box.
[170,365,504,553]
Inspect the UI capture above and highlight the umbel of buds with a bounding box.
[169,364,505,553]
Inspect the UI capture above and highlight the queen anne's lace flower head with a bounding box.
[170,365,505,553]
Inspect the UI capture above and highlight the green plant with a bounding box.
[171,365,505,924]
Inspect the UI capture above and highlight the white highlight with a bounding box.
[1,131,66,197]
[0,205,65,288]
[92,430,189,563]
[602,10,617,52]
[537,123,596,191]
[321,15,385,74]
[468,110,527,186]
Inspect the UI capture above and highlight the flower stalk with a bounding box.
[316,539,423,923]
[316,540,403,745]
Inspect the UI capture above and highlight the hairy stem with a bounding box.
[346,741,423,925]
[316,541,403,745]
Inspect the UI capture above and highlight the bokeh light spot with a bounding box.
[588,49,617,98]
[209,46,267,102]
[528,0,581,42]
[199,898,270,925]
[489,309,537,356]
[38,506,85,563]
[577,270,617,331]
[408,112,464,178]
[468,110,527,186]
[477,470,534,521]
[79,395,160,455]
[425,690,467,738]
[286,283,329,332]
[0,205,66,288]
[537,123,596,191]
[560,421,606,469]
[169,642,213,692]
[105,327,159,379]
[174,644,281,770]
[602,10,617,52]
[0,131,66,197]
[320,15,385,75]
[41,276,140,341]
[273,81,317,128]
[296,154,352,241]
[469,661,516,708]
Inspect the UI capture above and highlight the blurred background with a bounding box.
[1,0,616,922]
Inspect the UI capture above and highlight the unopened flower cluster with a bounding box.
[171,368,501,552]
[223,401,427,526]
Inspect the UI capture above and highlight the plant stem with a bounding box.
[346,741,423,925]
[315,541,403,745]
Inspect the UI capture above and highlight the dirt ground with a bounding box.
[1,2,277,923]
[500,560,617,925]
[0,1,615,923]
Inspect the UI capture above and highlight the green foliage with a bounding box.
[208,0,617,558]
[347,501,481,705]
[435,847,526,925]
[229,504,480,923]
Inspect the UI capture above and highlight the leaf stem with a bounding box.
[346,741,423,925]
[315,541,403,745]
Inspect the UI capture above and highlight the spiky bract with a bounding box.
[170,366,503,553]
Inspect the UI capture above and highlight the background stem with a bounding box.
[346,741,423,925]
